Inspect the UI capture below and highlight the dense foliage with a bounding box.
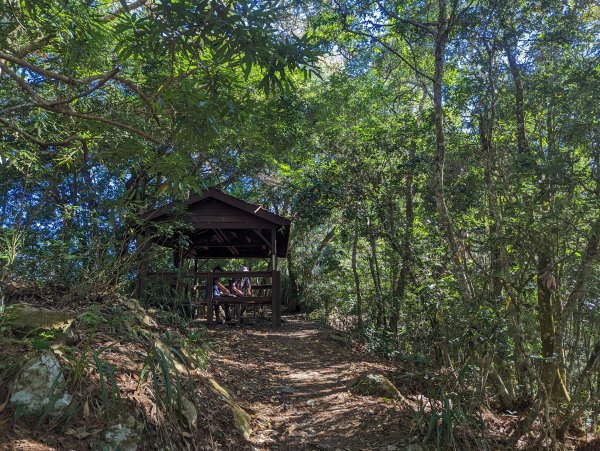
[1,0,599,447]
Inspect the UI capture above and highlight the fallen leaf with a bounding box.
[66,426,94,439]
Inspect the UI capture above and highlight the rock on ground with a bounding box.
[207,377,252,440]
[180,396,198,429]
[326,331,352,347]
[9,351,72,417]
[97,414,143,451]
[7,304,74,336]
[348,373,406,401]
[120,298,157,327]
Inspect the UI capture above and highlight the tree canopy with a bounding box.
[1,0,599,447]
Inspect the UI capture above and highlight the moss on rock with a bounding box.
[7,304,74,336]
[348,373,406,401]
[207,377,252,440]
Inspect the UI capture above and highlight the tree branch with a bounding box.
[0,51,158,120]
[374,0,435,34]
[0,61,49,105]
[104,0,150,21]
[0,118,84,148]
[14,36,55,58]
[51,108,164,145]
[557,216,600,336]
[346,29,434,82]
[114,75,160,124]
[0,50,105,86]
[11,0,152,59]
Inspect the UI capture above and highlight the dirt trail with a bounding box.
[207,316,414,450]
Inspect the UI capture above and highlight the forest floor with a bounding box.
[0,283,598,451]
[207,316,416,450]
[205,315,599,451]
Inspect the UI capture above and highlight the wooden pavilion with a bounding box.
[140,189,290,327]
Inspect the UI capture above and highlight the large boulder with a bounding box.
[9,351,72,417]
[348,373,406,401]
[7,304,74,336]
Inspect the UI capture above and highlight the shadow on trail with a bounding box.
[207,316,414,450]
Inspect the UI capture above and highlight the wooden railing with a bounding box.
[146,270,281,327]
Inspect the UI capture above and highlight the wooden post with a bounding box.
[270,228,277,270]
[174,247,184,315]
[272,270,281,328]
[136,234,149,301]
[207,271,214,325]
[193,258,198,319]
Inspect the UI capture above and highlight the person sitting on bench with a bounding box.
[230,266,253,323]
[211,266,237,323]
[230,266,252,296]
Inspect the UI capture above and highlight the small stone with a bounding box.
[100,415,142,451]
[326,332,351,347]
[387,445,398,451]
[279,386,295,394]
[180,397,197,429]
[63,328,83,345]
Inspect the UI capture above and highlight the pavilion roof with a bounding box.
[141,189,290,258]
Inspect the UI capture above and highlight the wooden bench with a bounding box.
[147,270,281,327]
[198,296,272,324]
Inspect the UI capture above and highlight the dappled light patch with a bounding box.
[207,316,416,450]
[0,284,248,449]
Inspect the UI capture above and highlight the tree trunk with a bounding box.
[286,228,336,313]
[432,0,474,305]
[489,370,517,411]
[479,109,505,301]
[537,250,565,401]
[81,141,98,244]
[367,223,385,329]
[393,163,415,333]
[503,39,529,155]
[351,220,363,336]
[287,251,302,313]
[557,338,600,438]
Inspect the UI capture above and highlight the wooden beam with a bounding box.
[191,220,275,229]
[188,249,273,258]
[197,296,273,305]
[146,270,274,278]
[213,228,240,256]
[192,244,268,248]
[253,228,272,246]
